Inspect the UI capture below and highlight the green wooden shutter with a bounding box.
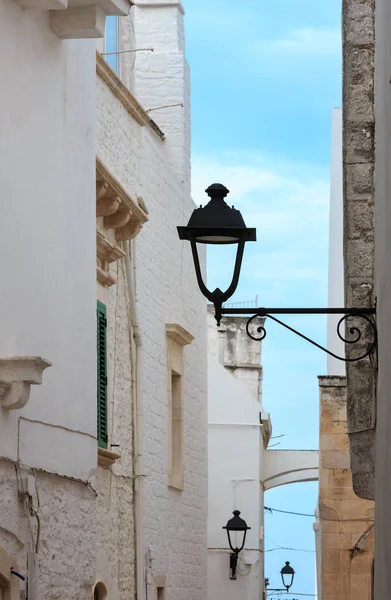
[97,301,108,449]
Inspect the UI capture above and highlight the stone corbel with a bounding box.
[104,209,131,230]
[0,357,52,410]
[97,195,122,218]
[115,219,143,241]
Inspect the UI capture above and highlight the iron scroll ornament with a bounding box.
[216,308,377,364]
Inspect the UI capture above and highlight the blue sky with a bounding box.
[183,0,342,596]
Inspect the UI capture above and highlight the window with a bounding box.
[104,16,119,74]
[155,575,166,599]
[97,301,108,449]
[166,324,194,491]
[157,588,165,600]
[94,582,108,600]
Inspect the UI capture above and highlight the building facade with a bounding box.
[318,377,374,600]
[207,311,271,600]
[207,309,319,600]
[0,1,208,598]
[342,0,391,596]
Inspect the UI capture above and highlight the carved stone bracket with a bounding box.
[0,357,52,410]
[96,157,148,287]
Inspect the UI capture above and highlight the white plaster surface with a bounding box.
[328,108,345,376]
[0,1,97,596]
[374,0,391,594]
[207,355,264,600]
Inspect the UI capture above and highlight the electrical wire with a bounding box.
[265,506,314,517]
[265,547,315,553]
[265,536,315,554]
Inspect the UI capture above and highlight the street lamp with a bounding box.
[177,183,256,327]
[265,562,296,595]
[177,184,377,363]
[280,561,295,591]
[222,510,251,580]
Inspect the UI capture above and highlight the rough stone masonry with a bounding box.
[342,0,376,500]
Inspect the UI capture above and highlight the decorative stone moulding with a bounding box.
[96,157,149,287]
[96,53,165,140]
[0,357,52,410]
[166,324,194,347]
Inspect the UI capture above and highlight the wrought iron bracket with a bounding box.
[214,306,377,364]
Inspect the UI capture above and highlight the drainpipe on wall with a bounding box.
[124,239,145,600]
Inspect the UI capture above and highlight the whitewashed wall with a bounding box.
[96,2,208,599]
[328,107,345,376]
[0,0,97,596]
[207,356,264,600]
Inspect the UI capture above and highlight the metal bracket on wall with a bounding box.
[216,307,377,364]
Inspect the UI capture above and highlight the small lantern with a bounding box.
[222,510,251,580]
[177,184,256,325]
[280,561,295,591]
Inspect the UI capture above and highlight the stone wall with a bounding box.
[342,0,376,500]
[318,376,374,599]
[207,308,263,402]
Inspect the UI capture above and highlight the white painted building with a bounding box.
[327,107,345,377]
[0,1,207,598]
[207,309,318,600]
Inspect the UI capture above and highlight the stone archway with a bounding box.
[262,449,319,491]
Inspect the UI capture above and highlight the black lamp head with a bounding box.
[177,183,256,245]
[223,510,251,532]
[280,561,295,591]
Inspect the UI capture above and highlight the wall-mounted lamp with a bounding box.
[223,510,251,580]
[178,184,377,363]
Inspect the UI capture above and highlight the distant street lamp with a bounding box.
[265,562,296,595]
[223,510,251,580]
[280,561,295,591]
[177,184,377,363]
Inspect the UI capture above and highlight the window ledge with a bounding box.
[98,447,121,467]
[168,472,184,491]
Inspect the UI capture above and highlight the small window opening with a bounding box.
[94,582,108,600]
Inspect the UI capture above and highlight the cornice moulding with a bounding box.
[166,324,194,346]
[96,157,149,225]
[0,357,52,410]
[96,53,165,140]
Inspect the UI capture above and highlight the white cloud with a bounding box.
[259,28,341,56]
[191,153,330,306]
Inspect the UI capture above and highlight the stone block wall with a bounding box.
[207,308,263,402]
[342,0,376,500]
[318,376,374,600]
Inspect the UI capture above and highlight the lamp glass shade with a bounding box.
[280,561,295,590]
[223,510,251,553]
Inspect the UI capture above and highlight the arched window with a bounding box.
[93,582,108,600]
